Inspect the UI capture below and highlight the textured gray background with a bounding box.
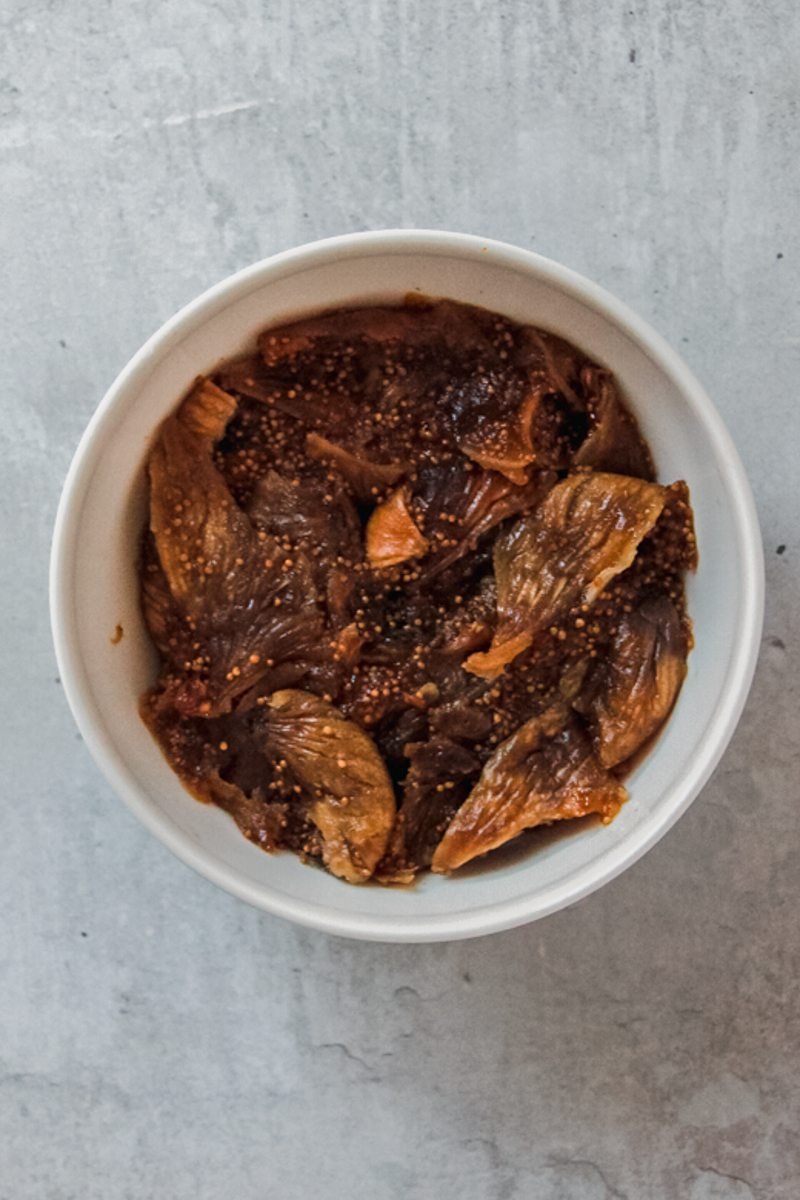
[2,1,798,1197]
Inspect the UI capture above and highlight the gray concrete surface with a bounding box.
[2,1,799,1196]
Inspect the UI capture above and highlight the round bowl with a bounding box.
[50,230,763,942]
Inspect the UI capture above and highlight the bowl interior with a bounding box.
[53,236,761,940]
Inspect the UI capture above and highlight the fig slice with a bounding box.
[465,472,666,679]
[266,690,396,883]
[432,707,625,872]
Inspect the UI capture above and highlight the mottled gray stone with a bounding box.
[1,1,798,1197]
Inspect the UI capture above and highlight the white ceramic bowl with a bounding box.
[50,230,763,942]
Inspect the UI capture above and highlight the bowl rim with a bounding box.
[50,229,764,942]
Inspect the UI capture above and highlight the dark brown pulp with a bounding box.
[140,298,696,884]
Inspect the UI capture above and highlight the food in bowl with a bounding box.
[139,297,696,885]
